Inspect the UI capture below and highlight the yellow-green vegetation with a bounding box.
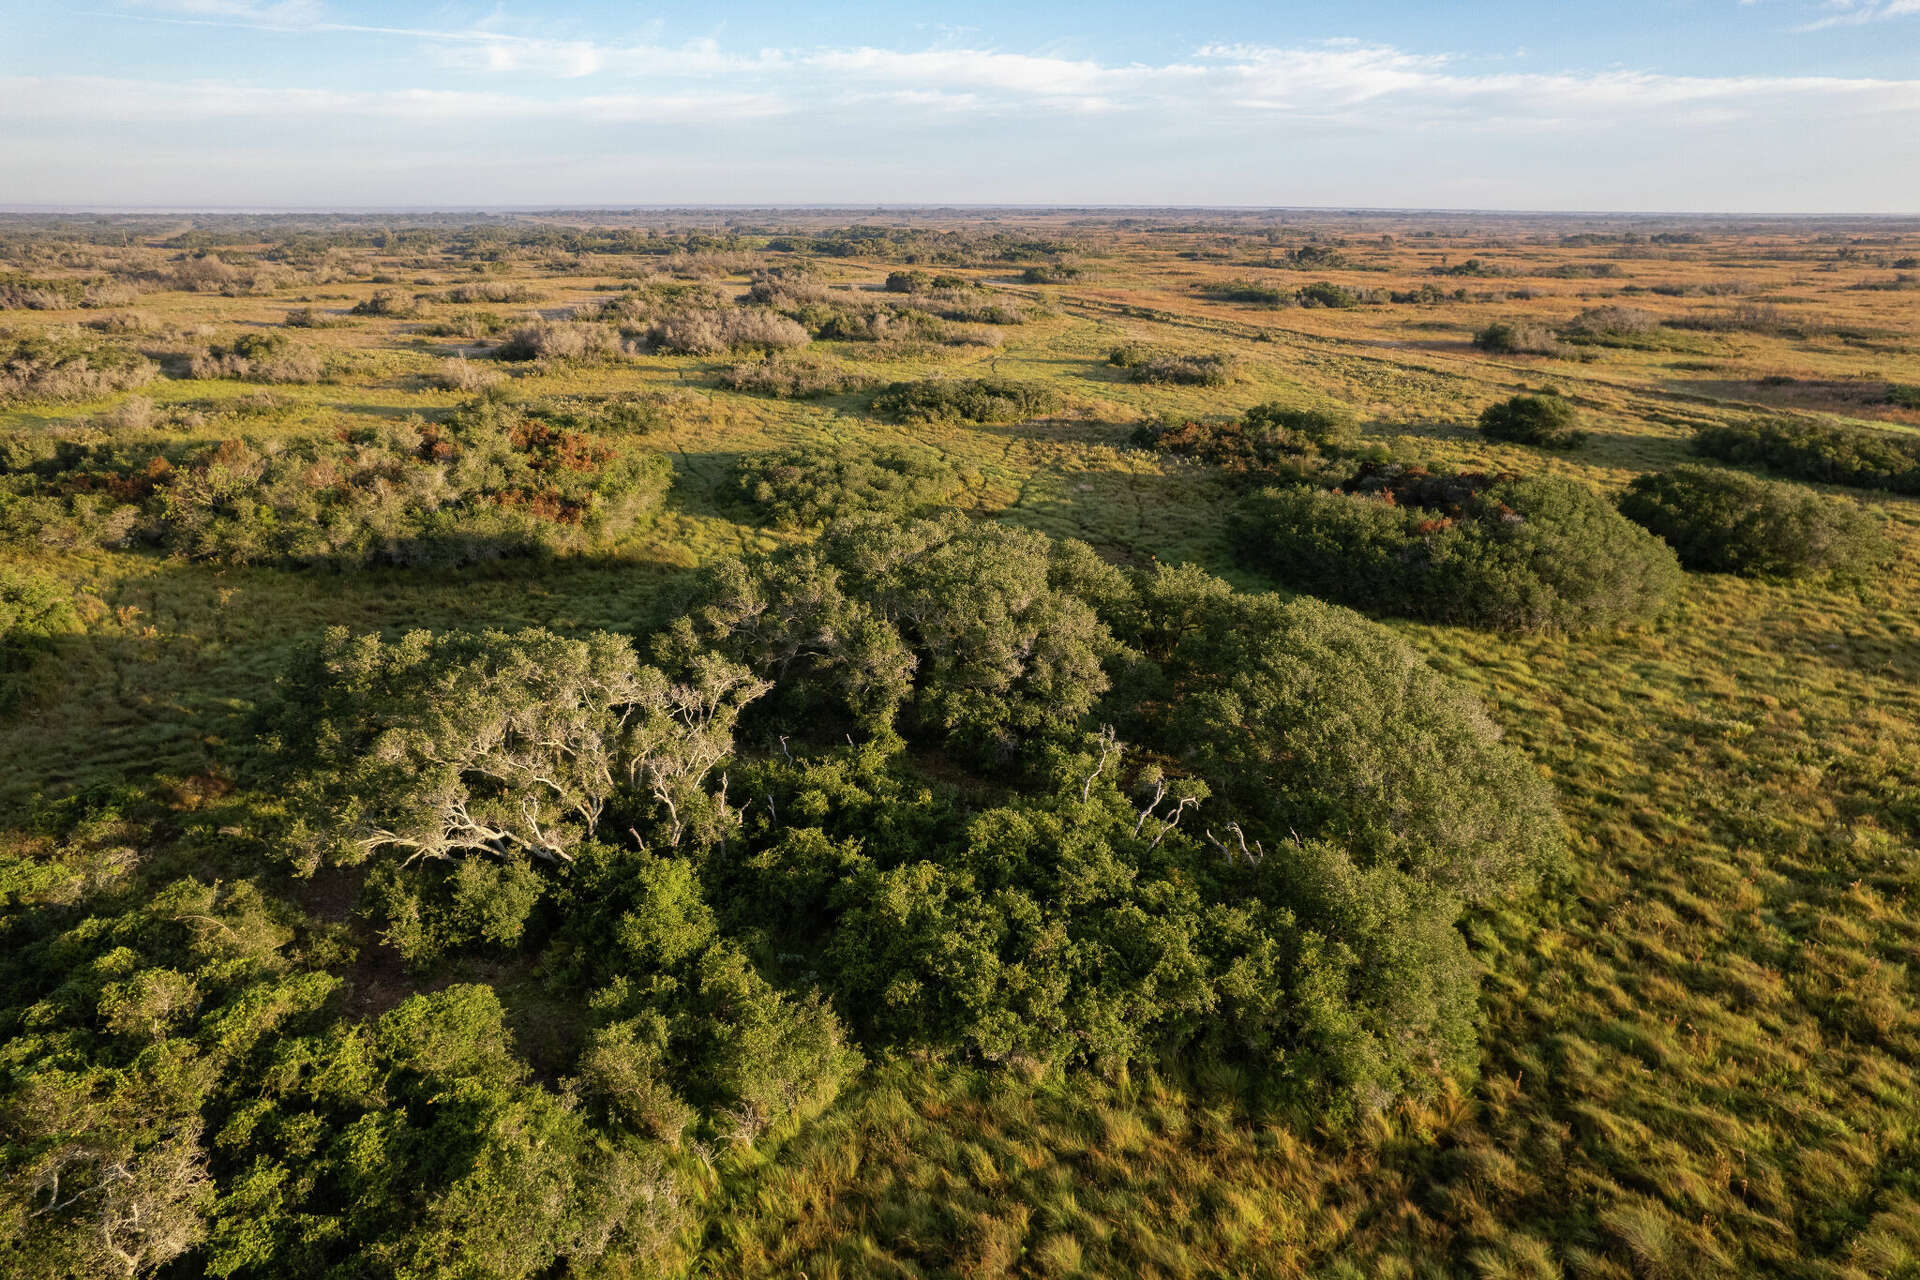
[3,210,1920,1280]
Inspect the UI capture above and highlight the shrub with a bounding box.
[1108,345,1238,386]
[0,398,672,566]
[1618,464,1888,577]
[0,563,77,660]
[1132,402,1353,480]
[349,288,419,318]
[0,328,157,404]
[941,323,1003,348]
[432,356,505,393]
[492,321,619,362]
[871,377,1062,425]
[1020,263,1083,284]
[1884,384,1920,410]
[1474,321,1564,356]
[716,355,871,399]
[1563,305,1659,338]
[1231,468,1682,632]
[1297,281,1362,309]
[1693,417,1920,494]
[83,311,150,335]
[735,444,963,529]
[426,281,539,305]
[1478,391,1586,448]
[641,309,810,356]
[1197,279,1287,305]
[186,332,325,384]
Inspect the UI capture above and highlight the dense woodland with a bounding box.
[2,210,1918,1278]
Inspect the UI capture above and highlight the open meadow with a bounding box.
[4,209,1920,1279]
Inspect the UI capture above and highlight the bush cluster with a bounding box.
[1131,403,1354,480]
[734,444,964,529]
[1473,320,1565,356]
[1108,345,1239,386]
[1478,391,1586,448]
[0,397,672,566]
[716,355,872,399]
[186,331,326,384]
[0,328,157,404]
[1231,466,1682,632]
[1618,464,1887,577]
[871,377,1063,425]
[1693,417,1920,494]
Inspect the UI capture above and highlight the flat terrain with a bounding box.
[4,210,1920,1278]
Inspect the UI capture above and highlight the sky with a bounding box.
[1,1,1917,212]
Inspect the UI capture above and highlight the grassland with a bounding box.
[4,210,1920,1277]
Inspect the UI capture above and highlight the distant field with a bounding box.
[3,210,1918,1279]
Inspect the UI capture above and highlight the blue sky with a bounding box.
[2,1,1917,211]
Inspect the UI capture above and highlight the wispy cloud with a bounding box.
[1799,0,1920,28]
[18,40,1920,130]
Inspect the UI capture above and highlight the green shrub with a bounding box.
[1197,279,1287,305]
[1473,321,1564,356]
[1297,281,1362,309]
[1693,417,1920,493]
[734,444,963,529]
[0,563,77,704]
[1618,464,1888,577]
[1478,391,1585,448]
[717,355,871,399]
[1232,468,1682,632]
[0,327,157,404]
[1132,402,1353,480]
[1108,347,1238,386]
[871,377,1062,425]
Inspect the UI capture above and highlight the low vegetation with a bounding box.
[870,376,1062,425]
